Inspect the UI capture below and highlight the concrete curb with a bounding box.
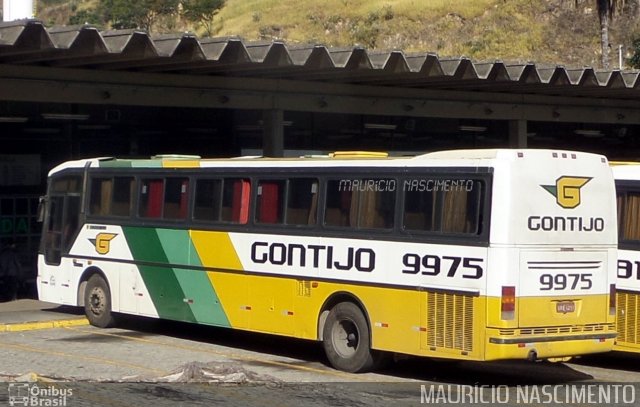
[1,317,89,332]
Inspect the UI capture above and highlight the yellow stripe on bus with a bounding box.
[191,230,247,327]
[162,160,201,168]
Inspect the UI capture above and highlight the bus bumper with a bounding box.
[484,329,616,361]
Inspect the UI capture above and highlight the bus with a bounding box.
[610,163,640,353]
[37,149,617,372]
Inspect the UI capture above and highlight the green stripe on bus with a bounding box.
[122,226,197,323]
[156,229,231,327]
[98,159,163,168]
[98,161,133,168]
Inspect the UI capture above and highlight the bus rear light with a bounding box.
[609,284,616,315]
[501,286,516,320]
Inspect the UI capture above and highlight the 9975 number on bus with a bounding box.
[401,254,483,279]
[539,273,593,290]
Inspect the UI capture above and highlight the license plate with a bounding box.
[556,301,575,314]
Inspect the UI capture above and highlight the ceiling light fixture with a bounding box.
[364,123,397,130]
[0,116,28,123]
[459,125,487,132]
[42,113,90,121]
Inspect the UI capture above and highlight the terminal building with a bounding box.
[0,17,639,281]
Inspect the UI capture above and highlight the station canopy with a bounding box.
[0,19,638,101]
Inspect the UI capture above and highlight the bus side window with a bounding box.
[112,177,135,217]
[286,178,318,226]
[257,180,285,224]
[89,178,112,216]
[352,182,395,229]
[139,179,164,218]
[403,178,483,235]
[403,189,434,230]
[618,190,640,241]
[193,179,222,222]
[324,179,395,229]
[220,178,250,224]
[164,178,189,220]
[324,180,350,227]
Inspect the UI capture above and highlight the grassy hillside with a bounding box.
[213,0,585,65]
[32,0,640,68]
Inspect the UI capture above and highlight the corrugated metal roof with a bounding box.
[1,19,639,100]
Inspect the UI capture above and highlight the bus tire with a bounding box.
[322,302,376,373]
[84,274,115,328]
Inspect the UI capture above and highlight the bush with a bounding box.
[628,36,640,69]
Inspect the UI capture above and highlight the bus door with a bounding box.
[41,175,83,299]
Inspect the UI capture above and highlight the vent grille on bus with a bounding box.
[617,292,639,345]
[426,291,473,352]
[498,323,615,337]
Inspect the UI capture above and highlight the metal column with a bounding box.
[508,119,528,148]
[262,109,284,157]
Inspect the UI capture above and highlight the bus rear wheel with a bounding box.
[322,302,378,373]
[84,274,115,328]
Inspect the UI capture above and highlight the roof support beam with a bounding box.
[0,64,639,125]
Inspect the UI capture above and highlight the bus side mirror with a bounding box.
[37,196,46,222]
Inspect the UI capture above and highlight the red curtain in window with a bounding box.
[232,180,250,224]
[147,180,163,218]
[259,182,279,224]
[179,179,189,219]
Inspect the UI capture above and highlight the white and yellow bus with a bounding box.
[38,149,617,372]
[610,163,640,353]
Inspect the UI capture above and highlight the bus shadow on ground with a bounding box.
[114,314,328,365]
[111,314,594,384]
[570,351,640,373]
[381,358,593,385]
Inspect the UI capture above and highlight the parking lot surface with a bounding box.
[0,300,639,406]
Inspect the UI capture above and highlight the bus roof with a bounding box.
[48,149,608,174]
[610,160,640,180]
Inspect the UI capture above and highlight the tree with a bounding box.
[69,10,103,26]
[183,0,226,37]
[596,0,613,69]
[628,36,640,68]
[98,0,180,32]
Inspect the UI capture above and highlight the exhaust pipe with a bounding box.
[527,349,538,362]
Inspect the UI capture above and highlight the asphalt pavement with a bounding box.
[1,299,639,406]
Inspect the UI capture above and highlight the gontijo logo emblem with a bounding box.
[541,176,592,209]
[89,233,117,254]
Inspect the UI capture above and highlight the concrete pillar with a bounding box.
[508,119,527,148]
[262,109,284,157]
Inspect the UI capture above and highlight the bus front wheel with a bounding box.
[84,274,115,328]
[322,302,376,373]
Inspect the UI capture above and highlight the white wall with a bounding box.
[3,0,35,22]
